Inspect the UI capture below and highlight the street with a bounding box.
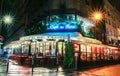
[0,59,120,76]
[79,64,120,76]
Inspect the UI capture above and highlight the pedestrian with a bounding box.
[3,51,9,62]
[3,51,8,59]
[110,56,113,60]
[20,57,25,65]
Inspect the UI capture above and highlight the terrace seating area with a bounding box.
[9,55,62,67]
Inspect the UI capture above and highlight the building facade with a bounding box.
[2,0,120,47]
[3,0,120,66]
[104,0,120,46]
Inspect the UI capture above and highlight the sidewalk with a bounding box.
[0,58,7,71]
[0,59,119,76]
[0,61,7,76]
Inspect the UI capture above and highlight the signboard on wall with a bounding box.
[41,14,95,37]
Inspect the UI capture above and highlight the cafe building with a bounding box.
[4,14,119,62]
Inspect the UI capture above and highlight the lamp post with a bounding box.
[55,40,58,72]
[89,10,104,40]
[0,14,14,42]
[1,14,14,73]
[31,47,35,76]
[31,39,37,75]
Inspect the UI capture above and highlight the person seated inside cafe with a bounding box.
[51,48,56,56]
[38,52,43,56]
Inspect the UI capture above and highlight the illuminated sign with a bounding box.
[48,22,78,31]
[41,14,95,37]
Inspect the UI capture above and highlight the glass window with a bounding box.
[58,42,65,56]
[115,50,119,60]
[97,47,101,54]
[31,43,36,53]
[74,43,79,52]
[81,45,86,52]
[92,46,97,53]
[81,52,87,61]
[97,53,100,60]
[80,45,87,61]
[22,44,29,55]
[104,48,109,60]
[101,47,104,54]
[87,45,91,53]
[92,53,96,61]
[101,54,104,60]
[86,45,92,61]
[87,52,91,61]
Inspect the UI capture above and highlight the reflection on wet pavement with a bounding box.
[0,61,120,76]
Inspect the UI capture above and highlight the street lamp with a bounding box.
[89,10,105,42]
[0,14,14,34]
[93,12,103,21]
[0,14,14,43]
[3,14,14,25]
[89,10,103,23]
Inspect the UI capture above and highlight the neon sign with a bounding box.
[48,22,78,31]
[42,14,95,37]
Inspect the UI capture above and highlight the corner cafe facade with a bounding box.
[4,14,119,61]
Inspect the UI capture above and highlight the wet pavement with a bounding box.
[80,64,120,76]
[0,59,120,76]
